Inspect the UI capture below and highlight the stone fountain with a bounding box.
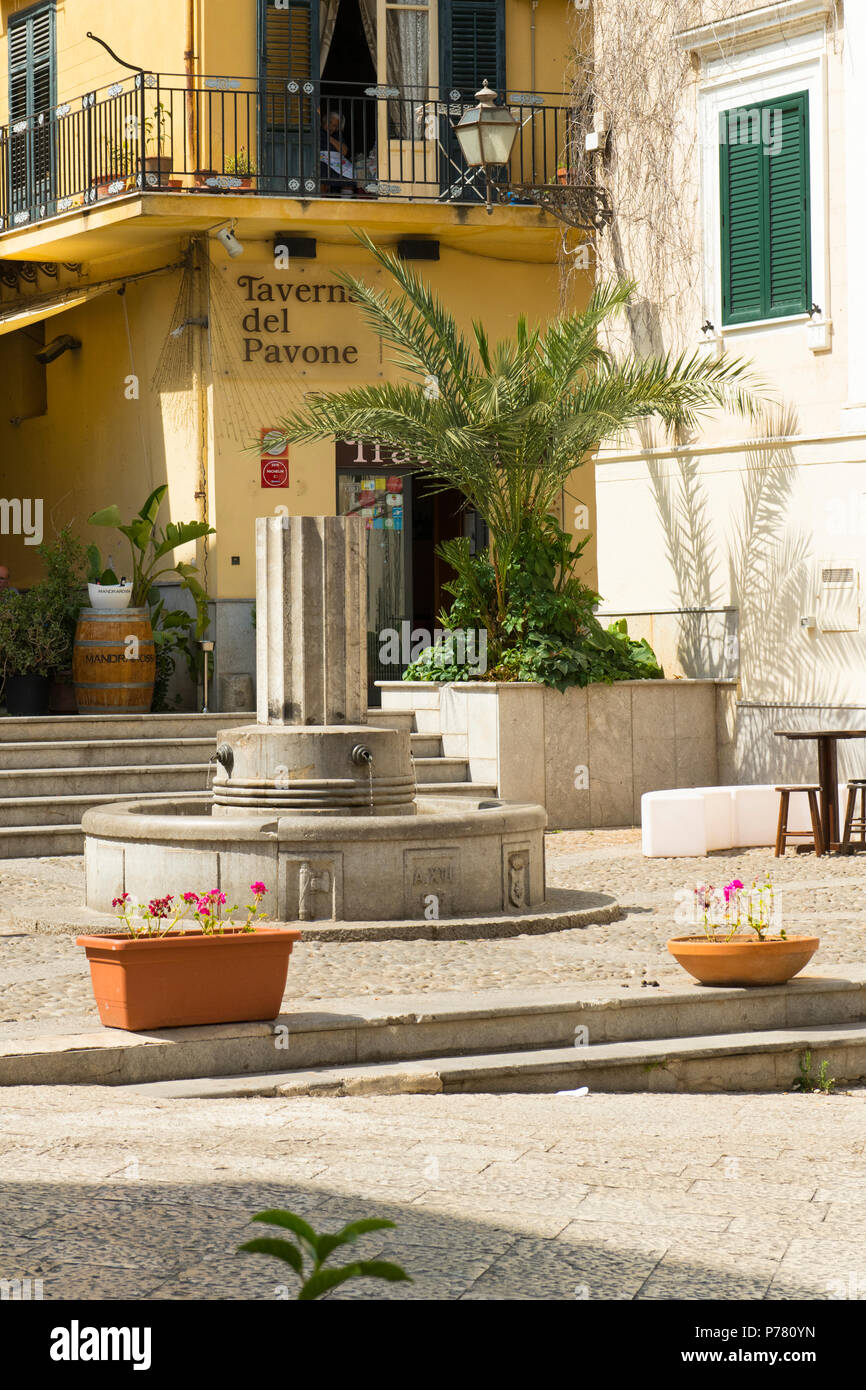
[83,515,555,928]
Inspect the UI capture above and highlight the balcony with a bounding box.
[0,71,609,235]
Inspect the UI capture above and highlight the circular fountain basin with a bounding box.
[83,794,547,923]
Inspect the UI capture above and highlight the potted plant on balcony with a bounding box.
[0,585,71,716]
[667,877,819,987]
[77,882,301,1030]
[224,147,257,189]
[94,140,138,199]
[144,102,172,185]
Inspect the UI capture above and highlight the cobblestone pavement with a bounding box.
[2,1084,866,1300]
[4,840,866,1300]
[2,834,866,1039]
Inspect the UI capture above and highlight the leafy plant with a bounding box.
[106,140,138,177]
[792,1050,836,1095]
[405,514,663,689]
[145,102,168,156]
[148,594,198,712]
[238,1210,411,1300]
[0,588,70,680]
[36,527,88,670]
[0,529,86,681]
[272,232,761,690]
[85,544,122,587]
[87,485,214,636]
[224,147,257,176]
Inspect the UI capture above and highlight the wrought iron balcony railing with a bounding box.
[0,72,607,233]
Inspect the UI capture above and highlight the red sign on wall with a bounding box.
[260,427,289,487]
[261,457,289,488]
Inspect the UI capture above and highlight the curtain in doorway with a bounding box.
[386,8,428,136]
[320,0,376,72]
[319,0,340,71]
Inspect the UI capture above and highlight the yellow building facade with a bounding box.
[0,0,592,701]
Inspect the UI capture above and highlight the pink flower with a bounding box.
[112,893,130,909]
[250,881,267,896]
[182,892,198,903]
[196,898,211,916]
[147,895,174,919]
[722,879,744,903]
[208,890,227,905]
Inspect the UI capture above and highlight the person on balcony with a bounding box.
[320,111,365,197]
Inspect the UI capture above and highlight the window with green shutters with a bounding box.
[8,3,56,211]
[440,0,506,98]
[719,92,811,326]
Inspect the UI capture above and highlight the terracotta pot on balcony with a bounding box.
[144,154,173,187]
[194,169,218,189]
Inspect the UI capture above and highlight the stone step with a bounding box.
[0,823,85,857]
[409,733,442,758]
[0,787,205,828]
[412,756,470,784]
[365,708,415,731]
[0,712,254,743]
[0,737,216,770]
[416,781,499,797]
[5,971,865,1089]
[0,764,211,813]
[121,1021,866,1099]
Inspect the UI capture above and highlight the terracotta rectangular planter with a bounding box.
[77,926,301,1031]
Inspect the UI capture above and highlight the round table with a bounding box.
[774,728,866,852]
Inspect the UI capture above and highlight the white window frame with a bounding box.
[695,25,829,335]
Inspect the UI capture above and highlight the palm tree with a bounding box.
[274,232,763,666]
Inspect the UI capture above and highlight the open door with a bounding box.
[258,0,320,194]
[7,3,56,220]
[438,0,505,200]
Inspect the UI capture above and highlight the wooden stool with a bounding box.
[841,780,866,852]
[774,785,824,857]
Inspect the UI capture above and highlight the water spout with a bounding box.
[351,744,374,813]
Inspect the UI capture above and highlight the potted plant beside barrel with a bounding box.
[74,486,214,715]
[0,527,85,716]
[0,586,70,716]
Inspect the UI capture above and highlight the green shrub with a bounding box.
[405,516,663,691]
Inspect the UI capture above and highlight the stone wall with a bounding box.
[379,679,733,830]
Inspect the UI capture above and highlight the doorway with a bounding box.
[336,448,487,703]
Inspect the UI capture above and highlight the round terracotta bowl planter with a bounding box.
[77,926,301,1031]
[667,935,820,988]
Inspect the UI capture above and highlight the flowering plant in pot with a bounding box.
[77,882,301,1031]
[668,876,819,987]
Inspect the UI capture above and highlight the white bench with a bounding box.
[641,784,819,857]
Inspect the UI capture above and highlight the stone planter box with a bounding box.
[379,679,729,830]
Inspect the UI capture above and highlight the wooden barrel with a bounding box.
[72,607,156,715]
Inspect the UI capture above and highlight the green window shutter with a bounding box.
[258,0,317,128]
[767,98,811,315]
[720,92,811,326]
[441,0,505,98]
[8,4,55,117]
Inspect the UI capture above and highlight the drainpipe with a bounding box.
[185,0,198,171]
[530,0,538,93]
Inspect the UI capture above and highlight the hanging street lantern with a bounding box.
[454,81,520,214]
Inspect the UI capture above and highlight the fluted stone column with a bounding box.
[256,514,367,725]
